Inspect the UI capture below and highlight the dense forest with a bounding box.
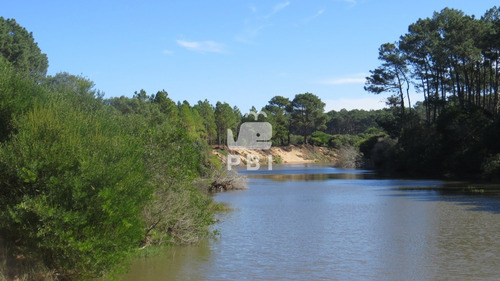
[363,7,500,179]
[1,5,500,281]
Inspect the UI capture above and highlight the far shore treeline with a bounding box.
[1,5,500,281]
[364,7,500,179]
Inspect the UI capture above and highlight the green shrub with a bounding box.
[329,134,362,149]
[0,100,151,279]
[141,126,216,247]
[482,154,500,179]
[289,134,304,145]
[309,131,331,146]
[274,155,283,164]
[0,59,47,142]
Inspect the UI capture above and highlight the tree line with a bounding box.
[362,6,500,179]
[365,6,500,123]
[125,91,390,148]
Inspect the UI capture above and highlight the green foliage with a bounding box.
[289,93,327,144]
[108,95,216,247]
[215,101,240,145]
[329,134,363,149]
[368,6,500,123]
[264,96,291,145]
[363,104,500,178]
[365,42,410,123]
[141,126,216,245]
[179,100,203,140]
[482,154,500,179]
[0,99,150,279]
[288,134,305,145]
[273,155,283,164]
[194,99,217,144]
[309,131,331,147]
[0,18,224,280]
[325,109,383,135]
[0,17,48,77]
[0,59,47,141]
[362,6,500,179]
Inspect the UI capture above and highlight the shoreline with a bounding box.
[212,144,336,166]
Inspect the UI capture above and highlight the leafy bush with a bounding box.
[0,59,47,141]
[140,125,216,246]
[289,134,304,145]
[309,131,331,146]
[0,100,151,279]
[482,154,500,180]
[329,134,363,149]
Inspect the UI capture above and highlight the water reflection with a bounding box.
[249,172,376,181]
[116,164,500,280]
[239,163,375,181]
[117,241,212,281]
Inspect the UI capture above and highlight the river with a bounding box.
[118,164,500,280]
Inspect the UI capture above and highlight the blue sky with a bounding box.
[3,0,499,112]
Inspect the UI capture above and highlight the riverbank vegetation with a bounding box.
[0,18,229,280]
[2,5,500,280]
[363,6,500,180]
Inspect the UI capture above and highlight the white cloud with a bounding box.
[317,73,368,85]
[273,1,290,13]
[314,9,325,17]
[325,97,387,111]
[236,24,270,43]
[237,2,290,43]
[264,1,290,18]
[176,40,225,53]
[304,9,325,22]
[249,4,257,13]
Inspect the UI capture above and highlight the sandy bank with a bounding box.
[212,145,335,166]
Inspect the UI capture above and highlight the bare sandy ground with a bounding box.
[213,145,335,165]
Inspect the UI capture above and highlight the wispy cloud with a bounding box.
[264,1,290,18]
[249,4,257,13]
[176,40,225,54]
[313,8,325,18]
[237,2,290,43]
[317,73,368,85]
[236,24,270,43]
[303,9,325,22]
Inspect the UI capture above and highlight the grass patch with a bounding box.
[209,201,232,212]
[216,149,229,156]
[274,155,283,164]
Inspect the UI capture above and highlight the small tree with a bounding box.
[264,96,290,145]
[0,17,48,76]
[289,93,327,144]
[215,102,236,145]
